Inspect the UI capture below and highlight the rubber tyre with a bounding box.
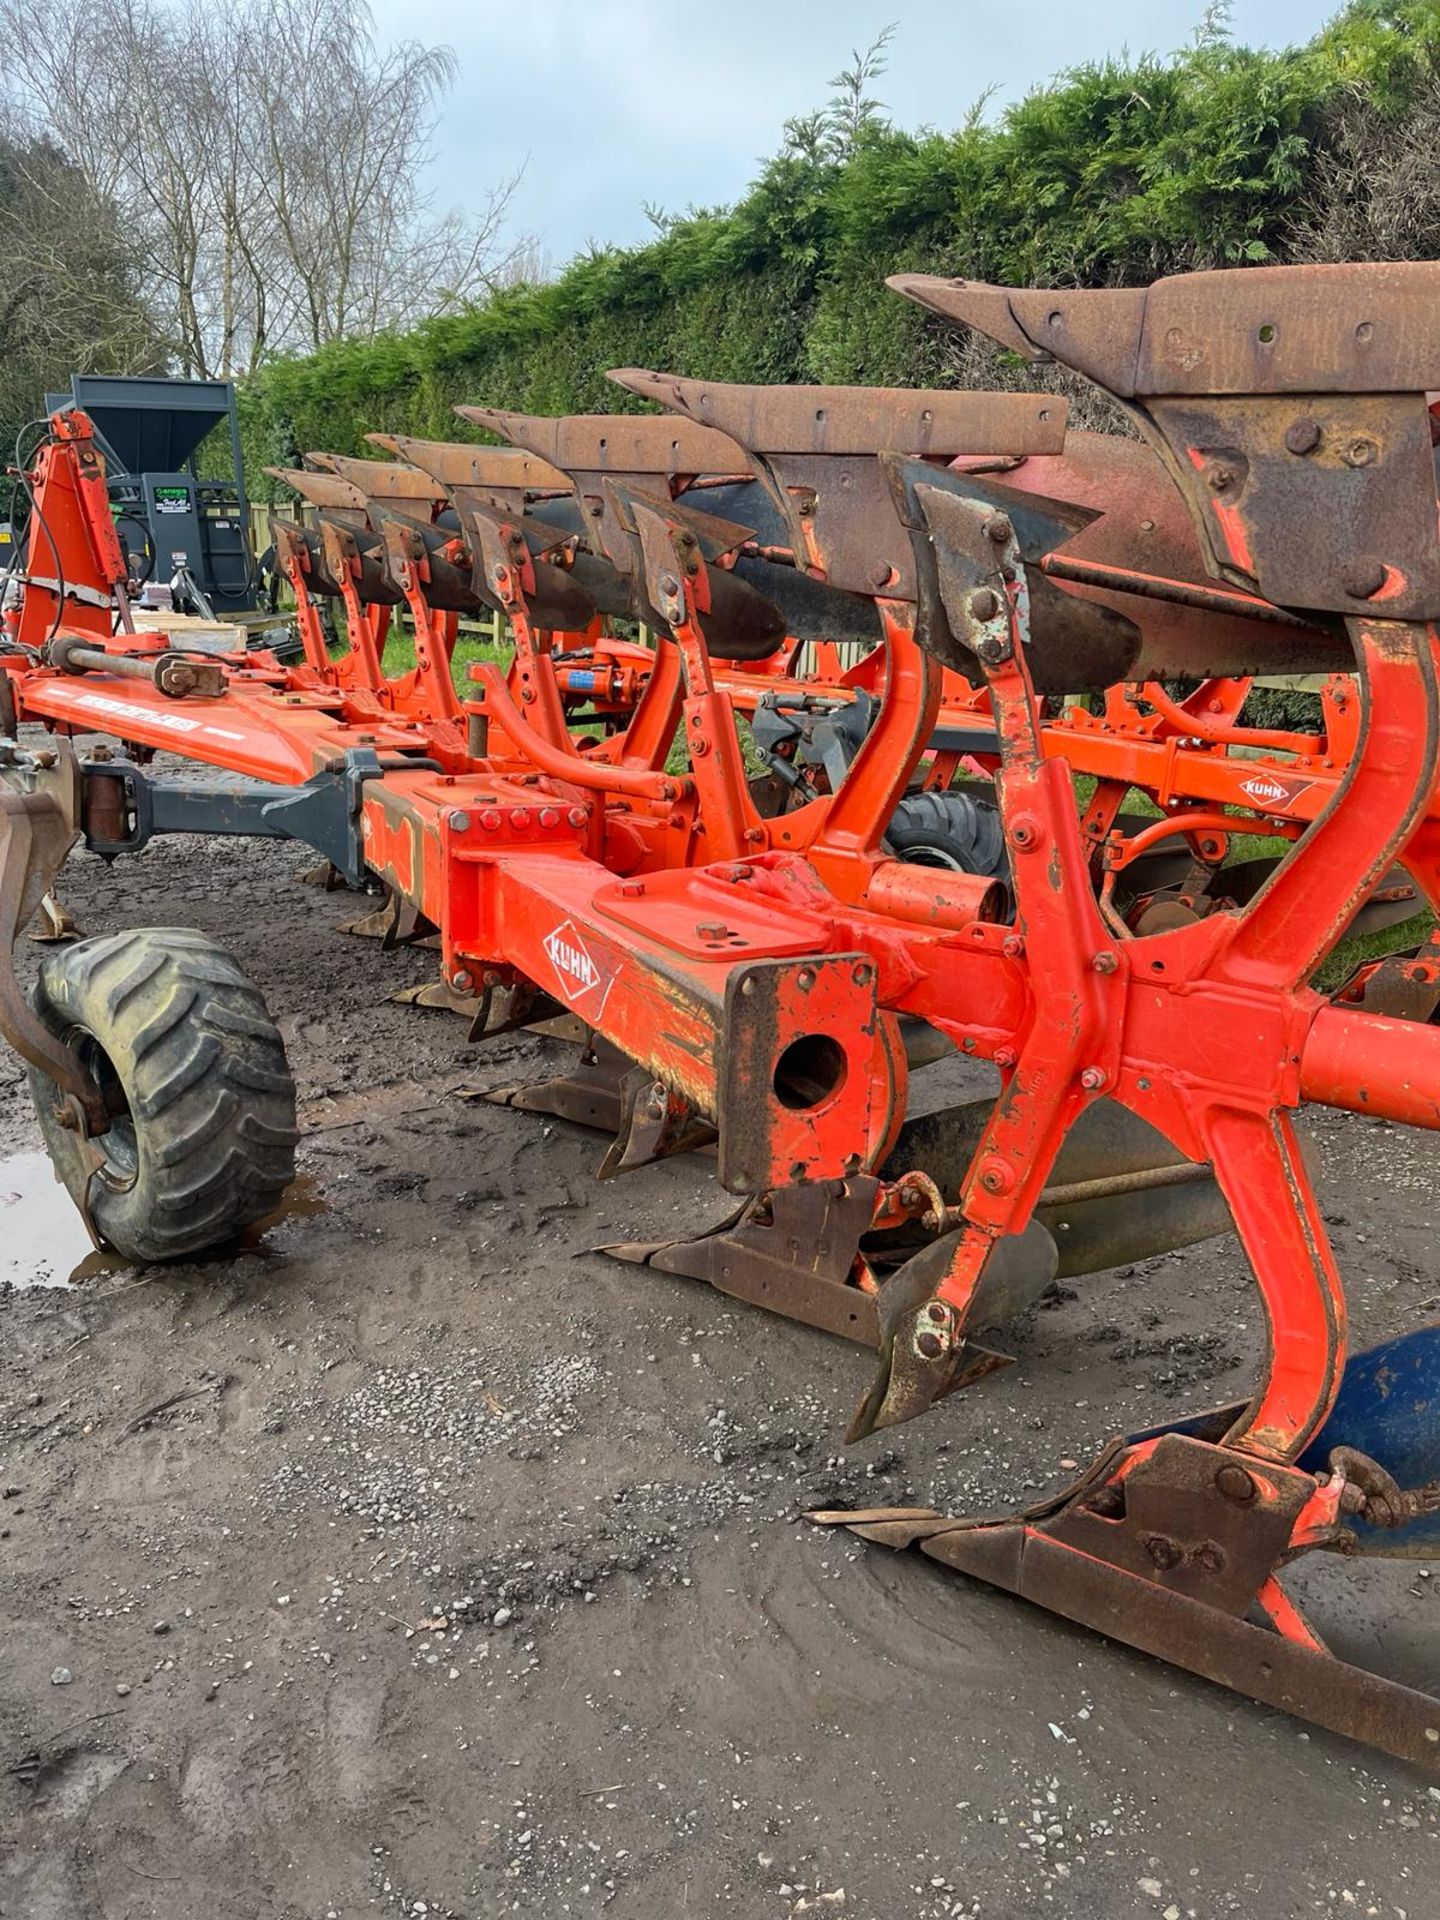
[27,927,298,1263]
[886,789,1010,889]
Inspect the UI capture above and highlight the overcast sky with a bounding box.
[367,0,1339,269]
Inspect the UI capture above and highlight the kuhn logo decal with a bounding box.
[543,921,610,1009]
[1238,772,1308,808]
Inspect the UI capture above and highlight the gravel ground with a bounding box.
[2,819,1439,1920]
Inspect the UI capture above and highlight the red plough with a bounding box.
[2,262,1439,1766]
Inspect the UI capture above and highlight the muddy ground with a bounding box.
[2,814,1440,1920]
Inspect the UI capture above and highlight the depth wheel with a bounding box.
[887,789,1010,899]
[27,927,298,1262]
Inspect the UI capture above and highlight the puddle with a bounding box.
[0,1156,326,1291]
[0,1152,112,1289]
[251,1172,327,1235]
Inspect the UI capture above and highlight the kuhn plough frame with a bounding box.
[4,262,1440,1768]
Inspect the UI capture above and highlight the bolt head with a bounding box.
[1079,1066,1107,1092]
[1206,463,1237,492]
[968,587,1000,622]
[538,807,560,829]
[1284,419,1321,456]
[1001,934,1025,959]
[1215,1463,1256,1504]
[479,808,502,831]
[1091,950,1119,974]
[451,969,474,993]
[985,513,1013,544]
[448,809,471,833]
[994,1045,1018,1069]
[915,1331,944,1360]
[566,806,588,828]
[1342,560,1388,600]
[1344,437,1377,469]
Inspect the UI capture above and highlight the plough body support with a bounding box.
[4,262,1440,1768]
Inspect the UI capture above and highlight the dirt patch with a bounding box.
[2,826,1440,1919]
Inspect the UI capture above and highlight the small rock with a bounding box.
[1138,1881,1164,1900]
[492,1607,513,1628]
[115,1683,131,1697]
[152,1620,170,1636]
[50,1667,73,1686]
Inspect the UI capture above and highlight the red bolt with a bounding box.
[567,806,588,828]
[1008,814,1040,850]
[509,808,530,830]
[619,879,645,898]
[479,809,502,832]
[994,1045,1018,1069]
[538,807,560,829]
[1091,951,1119,974]
[979,1158,1014,1196]
[1080,1066,1107,1091]
[1002,934,1025,959]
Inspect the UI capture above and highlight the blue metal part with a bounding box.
[1300,1325,1440,1556]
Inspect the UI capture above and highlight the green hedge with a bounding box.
[241,1,1440,483]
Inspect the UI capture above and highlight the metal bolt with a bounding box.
[926,1302,949,1325]
[1079,1066,1107,1092]
[509,808,530,830]
[1008,816,1039,851]
[1215,1463,1256,1504]
[538,807,560,829]
[1206,464,1237,493]
[1002,934,1025,959]
[1284,419,1321,456]
[448,809,471,833]
[979,1158,1013,1195]
[1197,1541,1227,1573]
[658,571,681,600]
[916,1332,944,1360]
[1342,560,1387,600]
[1091,951,1119,974]
[994,1045,1018,1069]
[619,879,645,898]
[1145,1534,1183,1571]
[479,808,502,832]
[567,806,588,828]
[969,587,1000,622]
[797,968,816,991]
[1343,438,1377,469]
[452,969,474,993]
[985,514,1013,544]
